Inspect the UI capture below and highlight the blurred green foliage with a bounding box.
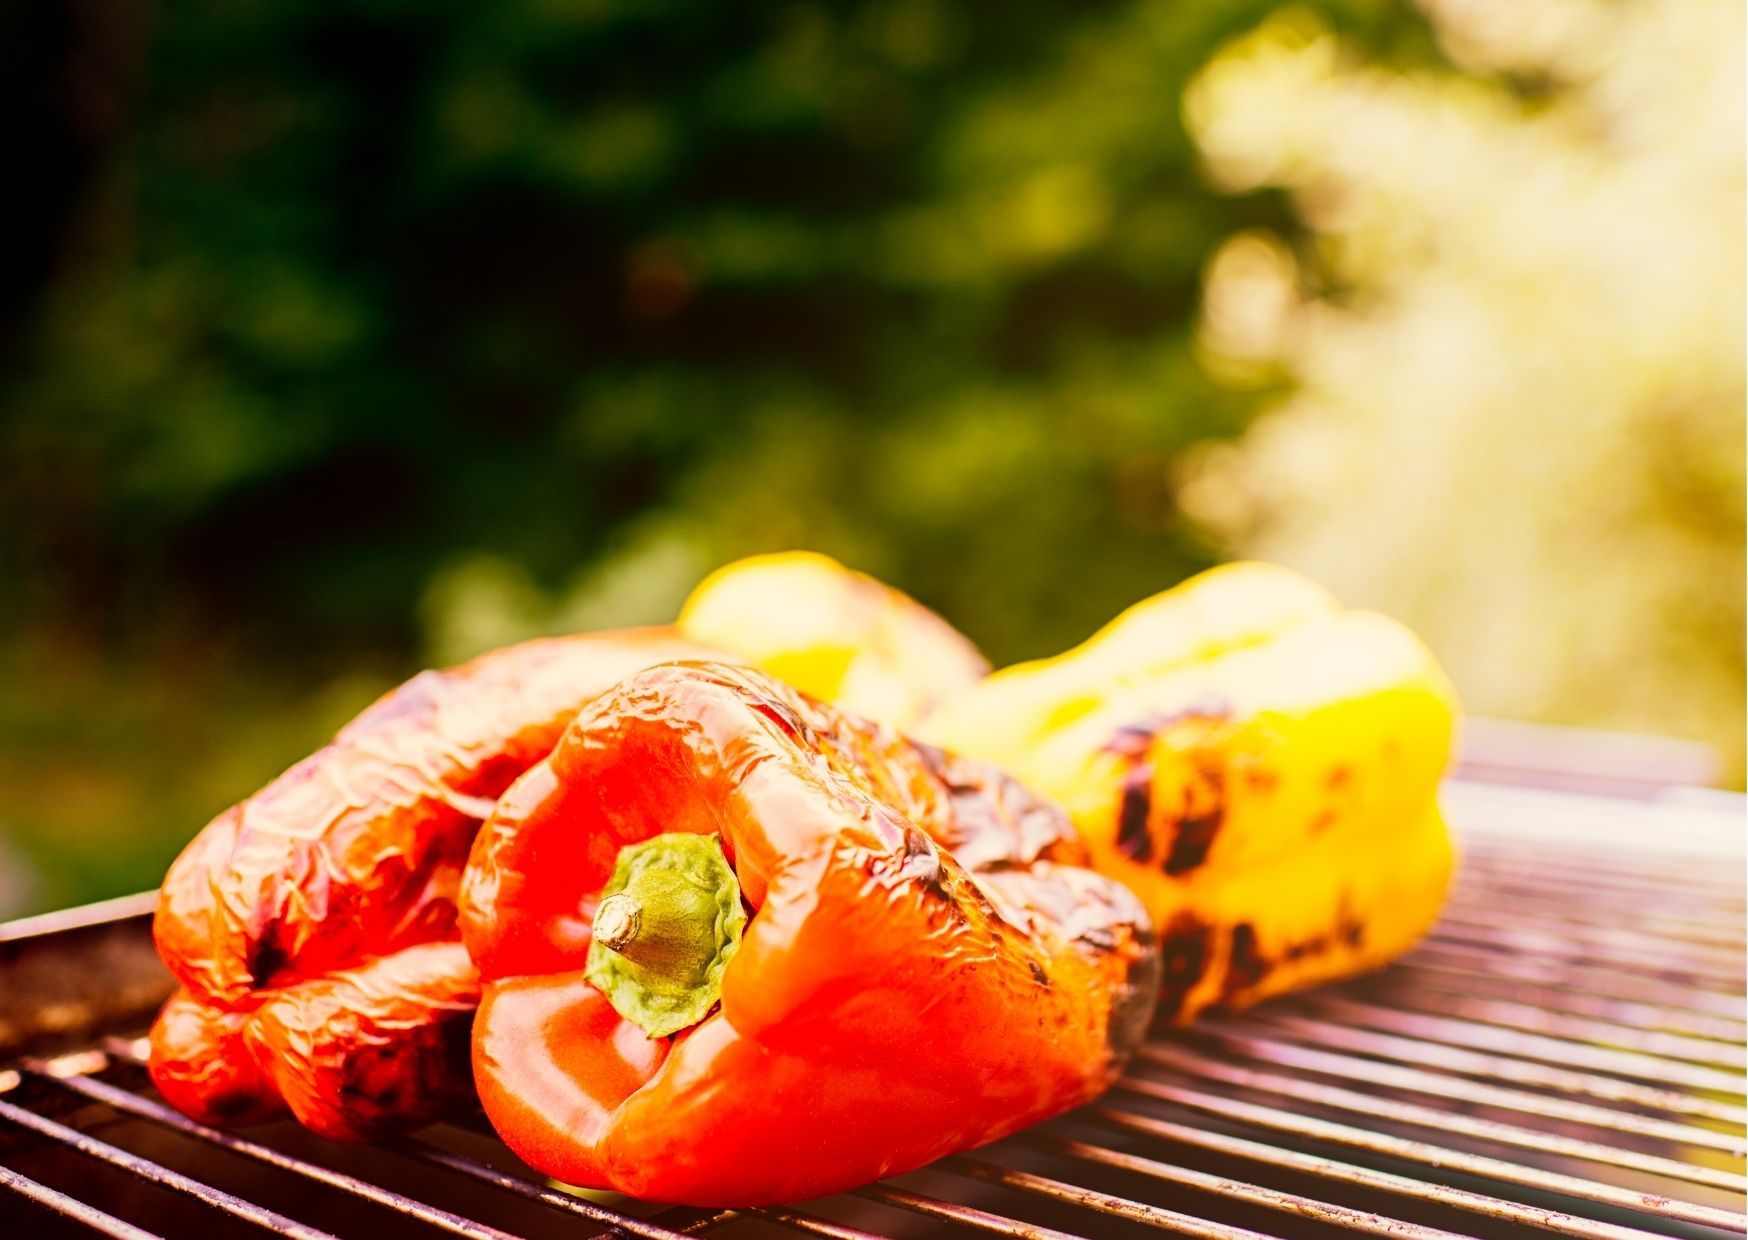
[2,0,1444,915]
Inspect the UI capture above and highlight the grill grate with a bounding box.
[2,775,1743,1240]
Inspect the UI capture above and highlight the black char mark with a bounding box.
[338,1005,474,1130]
[250,937,289,990]
[1157,754,1227,876]
[1283,936,1330,963]
[1223,922,1270,999]
[203,1089,264,1119]
[1105,707,1233,876]
[1271,895,1367,968]
[1162,808,1221,875]
[1154,912,1215,1020]
[1116,763,1155,862]
[338,1043,406,1113]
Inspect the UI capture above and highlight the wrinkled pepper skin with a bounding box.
[921,562,1459,1021]
[677,551,989,730]
[459,662,1159,1206]
[150,629,726,1139]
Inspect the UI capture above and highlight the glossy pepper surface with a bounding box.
[459,661,1159,1206]
[921,562,1459,1019]
[677,550,989,730]
[150,628,726,1139]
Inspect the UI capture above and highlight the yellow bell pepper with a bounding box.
[677,551,989,731]
[920,561,1459,1020]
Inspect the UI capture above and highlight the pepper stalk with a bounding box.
[585,832,747,1037]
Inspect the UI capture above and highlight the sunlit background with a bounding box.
[2,0,1741,918]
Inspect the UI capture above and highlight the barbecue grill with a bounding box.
[3,727,1743,1240]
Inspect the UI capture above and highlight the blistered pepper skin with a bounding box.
[460,662,1159,1206]
[921,562,1460,1021]
[149,629,726,1139]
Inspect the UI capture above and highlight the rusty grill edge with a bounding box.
[2,764,1743,1240]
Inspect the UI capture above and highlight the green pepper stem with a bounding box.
[593,870,722,977]
[585,832,747,1038]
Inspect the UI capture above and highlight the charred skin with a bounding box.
[461,663,1157,1206]
[246,942,481,1140]
[921,563,1459,1021]
[1024,612,1456,887]
[149,629,727,1139]
[151,944,480,1138]
[149,989,282,1127]
[1147,807,1452,1020]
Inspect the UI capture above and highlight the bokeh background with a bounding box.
[2,0,1741,918]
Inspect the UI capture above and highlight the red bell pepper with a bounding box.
[460,661,1160,1206]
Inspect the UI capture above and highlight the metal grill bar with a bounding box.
[1427,924,1744,991]
[957,1141,1472,1240]
[85,1038,699,1240]
[1451,886,1743,929]
[1444,887,1747,948]
[1378,961,1748,1043]
[1327,984,1746,1068]
[944,1154,1296,1240]
[1398,943,1748,1018]
[410,1117,885,1240]
[852,1183,1089,1239]
[91,1042,883,1240]
[394,1138,698,1239]
[1451,855,1746,903]
[0,1094,341,1240]
[1430,916,1747,987]
[1454,847,1747,895]
[1135,1045,1747,1192]
[1296,995,1748,1094]
[1448,881,1744,925]
[28,1067,523,1240]
[1086,1108,1675,1240]
[1452,845,1746,889]
[1445,886,1748,933]
[1175,1024,1747,1154]
[0,1162,163,1240]
[2,777,1743,1240]
[753,1208,884,1239]
[1112,1083,1747,1232]
[1230,1010,1748,1125]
